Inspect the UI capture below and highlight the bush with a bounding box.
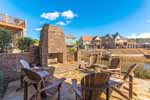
[0,71,4,98]
[0,28,12,53]
[32,39,39,46]
[135,66,150,79]
[17,37,33,52]
[68,48,76,53]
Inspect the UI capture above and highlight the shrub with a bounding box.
[68,48,76,53]
[32,39,39,46]
[17,37,33,52]
[0,71,4,98]
[0,28,12,53]
[135,66,150,79]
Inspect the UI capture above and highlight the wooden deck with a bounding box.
[0,13,26,33]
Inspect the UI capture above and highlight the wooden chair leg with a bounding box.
[129,75,133,100]
[36,83,42,100]
[106,88,110,100]
[76,95,78,100]
[16,75,24,92]
[24,81,28,100]
[21,75,24,87]
[112,87,131,100]
[123,86,137,96]
[58,84,62,100]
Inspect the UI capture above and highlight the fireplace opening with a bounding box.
[48,53,63,64]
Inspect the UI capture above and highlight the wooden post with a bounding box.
[129,75,133,100]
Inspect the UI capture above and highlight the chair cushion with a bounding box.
[20,59,30,69]
[37,71,50,78]
[110,77,122,83]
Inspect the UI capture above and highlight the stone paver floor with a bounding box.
[3,63,150,100]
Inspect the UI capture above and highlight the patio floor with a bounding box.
[2,63,150,100]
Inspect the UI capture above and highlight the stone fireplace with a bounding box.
[48,53,63,64]
[40,24,67,67]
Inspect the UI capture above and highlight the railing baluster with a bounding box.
[0,13,25,28]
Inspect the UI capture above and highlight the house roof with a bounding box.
[103,33,126,40]
[113,32,125,39]
[92,36,102,41]
[103,34,114,39]
[81,36,93,41]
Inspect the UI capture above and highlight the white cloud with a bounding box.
[61,10,77,19]
[56,20,71,26]
[128,33,150,38]
[35,28,42,31]
[40,12,59,21]
[56,21,66,26]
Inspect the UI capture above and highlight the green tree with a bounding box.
[75,40,80,51]
[32,39,39,46]
[0,28,12,53]
[17,37,33,52]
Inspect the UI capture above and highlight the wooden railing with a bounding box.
[0,13,26,28]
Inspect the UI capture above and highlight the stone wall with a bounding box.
[0,47,40,98]
[67,52,76,62]
[0,52,33,71]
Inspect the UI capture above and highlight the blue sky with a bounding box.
[0,0,150,39]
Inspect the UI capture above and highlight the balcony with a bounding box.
[0,13,26,32]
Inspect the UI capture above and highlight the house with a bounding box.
[113,32,127,48]
[91,36,102,49]
[126,42,141,48]
[102,32,128,49]
[102,34,115,49]
[65,34,77,48]
[79,36,93,49]
[128,38,150,48]
[0,13,26,48]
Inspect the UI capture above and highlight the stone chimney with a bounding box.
[40,24,67,67]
